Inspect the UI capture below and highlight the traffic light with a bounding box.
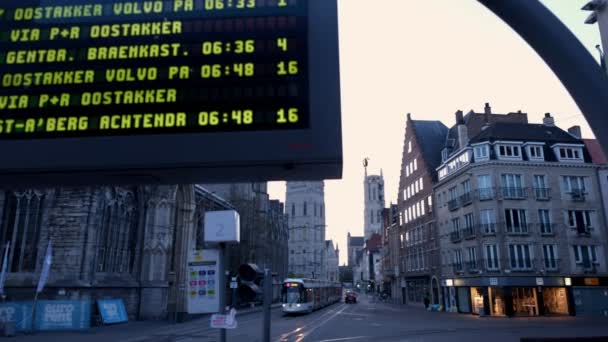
[237,263,263,303]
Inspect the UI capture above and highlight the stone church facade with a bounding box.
[0,184,236,321]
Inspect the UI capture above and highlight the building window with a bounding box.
[539,209,552,234]
[291,203,295,216]
[496,144,522,159]
[467,247,477,270]
[414,158,418,171]
[464,213,474,234]
[573,245,598,268]
[420,200,425,216]
[419,178,424,191]
[314,203,317,217]
[485,244,500,270]
[562,176,586,197]
[480,209,496,234]
[451,218,460,235]
[567,210,593,233]
[508,244,533,270]
[527,145,544,160]
[453,249,463,272]
[501,174,524,198]
[504,209,528,234]
[414,181,419,194]
[477,174,493,200]
[533,175,549,199]
[95,189,139,273]
[556,147,583,162]
[543,245,558,270]
[473,144,489,161]
[408,140,412,153]
[303,202,307,216]
[370,209,374,224]
[427,196,432,212]
[1,190,47,272]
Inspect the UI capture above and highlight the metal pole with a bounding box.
[262,268,271,342]
[219,243,227,342]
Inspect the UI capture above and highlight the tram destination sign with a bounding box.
[0,0,342,186]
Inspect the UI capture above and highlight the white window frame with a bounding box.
[573,245,599,265]
[542,244,558,270]
[480,209,496,234]
[495,143,523,160]
[566,210,593,229]
[504,208,528,233]
[484,244,500,270]
[525,143,545,161]
[453,249,463,271]
[552,144,584,163]
[414,158,418,171]
[473,144,490,161]
[467,247,477,269]
[508,244,533,270]
[562,176,586,194]
[539,209,552,234]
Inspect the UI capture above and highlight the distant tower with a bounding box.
[363,160,385,240]
[286,181,326,279]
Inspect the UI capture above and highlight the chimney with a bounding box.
[484,102,492,115]
[407,113,411,121]
[456,110,468,149]
[543,113,555,126]
[455,110,464,124]
[568,125,582,139]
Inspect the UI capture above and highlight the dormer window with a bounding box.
[525,143,545,161]
[552,144,584,163]
[495,143,522,160]
[473,144,489,161]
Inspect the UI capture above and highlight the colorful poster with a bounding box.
[187,249,220,314]
[97,299,128,324]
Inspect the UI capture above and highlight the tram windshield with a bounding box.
[282,283,305,304]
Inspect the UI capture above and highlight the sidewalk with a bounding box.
[8,303,283,342]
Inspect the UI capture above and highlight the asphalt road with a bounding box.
[10,293,608,342]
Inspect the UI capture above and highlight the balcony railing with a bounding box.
[542,258,561,272]
[462,226,475,239]
[460,192,473,206]
[465,261,479,274]
[477,188,495,201]
[539,223,556,236]
[503,258,537,273]
[452,263,464,274]
[450,231,461,243]
[534,187,551,200]
[576,262,598,274]
[479,223,498,236]
[504,223,530,235]
[448,198,460,211]
[500,187,527,200]
[569,189,586,202]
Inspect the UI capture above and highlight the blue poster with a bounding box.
[34,300,91,331]
[97,299,128,324]
[0,302,33,331]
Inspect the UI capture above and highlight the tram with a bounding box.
[281,278,342,314]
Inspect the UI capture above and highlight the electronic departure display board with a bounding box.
[0,0,342,186]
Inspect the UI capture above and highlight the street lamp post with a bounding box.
[583,0,608,74]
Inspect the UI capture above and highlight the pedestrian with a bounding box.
[423,294,430,309]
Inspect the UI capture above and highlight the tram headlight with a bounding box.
[296,304,301,307]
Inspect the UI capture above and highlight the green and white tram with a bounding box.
[281,278,342,314]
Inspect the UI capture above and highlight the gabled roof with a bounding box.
[411,120,448,175]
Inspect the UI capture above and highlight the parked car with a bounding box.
[344,291,357,304]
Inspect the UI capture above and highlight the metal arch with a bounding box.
[478,0,608,153]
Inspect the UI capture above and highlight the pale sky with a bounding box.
[269,0,603,265]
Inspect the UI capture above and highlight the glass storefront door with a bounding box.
[470,287,485,315]
[512,287,538,316]
[542,287,568,315]
[489,287,506,316]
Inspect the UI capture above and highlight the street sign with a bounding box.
[204,210,240,243]
[0,0,342,186]
[187,249,220,314]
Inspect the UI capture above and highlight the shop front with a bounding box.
[570,276,608,317]
[405,276,430,305]
[445,276,571,317]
